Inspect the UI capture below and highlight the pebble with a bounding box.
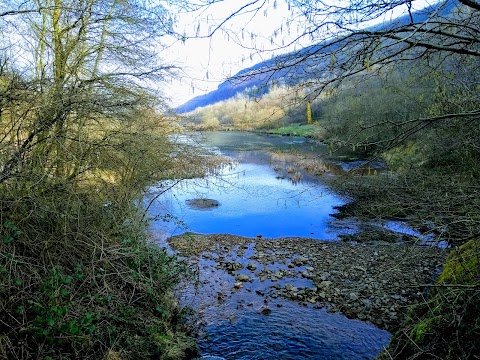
[319,280,332,288]
[285,284,298,292]
[168,233,447,331]
[236,274,250,282]
[259,307,272,315]
[349,292,359,301]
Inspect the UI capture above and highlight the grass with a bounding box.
[261,123,326,139]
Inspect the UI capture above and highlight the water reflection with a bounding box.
[148,132,355,241]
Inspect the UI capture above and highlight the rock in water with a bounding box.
[259,307,272,315]
[236,274,250,282]
[185,198,220,210]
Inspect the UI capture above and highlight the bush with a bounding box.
[0,184,197,359]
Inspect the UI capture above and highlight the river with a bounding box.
[148,131,393,359]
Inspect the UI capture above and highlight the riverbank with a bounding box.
[169,233,447,332]
[255,123,325,139]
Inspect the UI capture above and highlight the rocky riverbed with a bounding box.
[169,233,447,331]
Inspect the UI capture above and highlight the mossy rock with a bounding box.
[437,239,480,285]
[379,240,479,359]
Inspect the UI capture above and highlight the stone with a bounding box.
[226,262,243,271]
[301,271,313,279]
[246,263,257,271]
[319,280,332,288]
[259,307,272,315]
[361,299,372,307]
[217,292,226,302]
[285,284,298,292]
[320,272,331,281]
[353,265,367,272]
[292,256,308,266]
[233,281,243,289]
[236,274,250,282]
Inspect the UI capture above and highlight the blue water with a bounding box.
[180,248,391,360]
[200,303,389,360]
[148,132,391,360]
[148,132,348,240]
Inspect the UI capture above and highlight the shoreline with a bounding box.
[169,233,447,331]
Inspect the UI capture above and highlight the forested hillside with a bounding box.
[176,1,456,114]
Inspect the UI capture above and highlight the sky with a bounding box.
[163,0,301,107]
[162,0,439,108]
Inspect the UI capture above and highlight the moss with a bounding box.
[410,318,434,343]
[437,239,480,285]
[380,240,479,359]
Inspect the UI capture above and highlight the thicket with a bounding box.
[0,1,207,358]
[0,86,200,358]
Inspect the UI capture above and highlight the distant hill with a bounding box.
[175,1,455,114]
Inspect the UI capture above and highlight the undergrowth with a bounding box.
[327,170,480,359]
[379,240,480,360]
[0,184,197,359]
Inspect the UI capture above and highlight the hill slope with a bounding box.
[175,1,455,114]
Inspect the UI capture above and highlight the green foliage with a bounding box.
[1,220,21,245]
[437,240,480,285]
[410,318,434,343]
[0,188,197,358]
[29,266,97,341]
